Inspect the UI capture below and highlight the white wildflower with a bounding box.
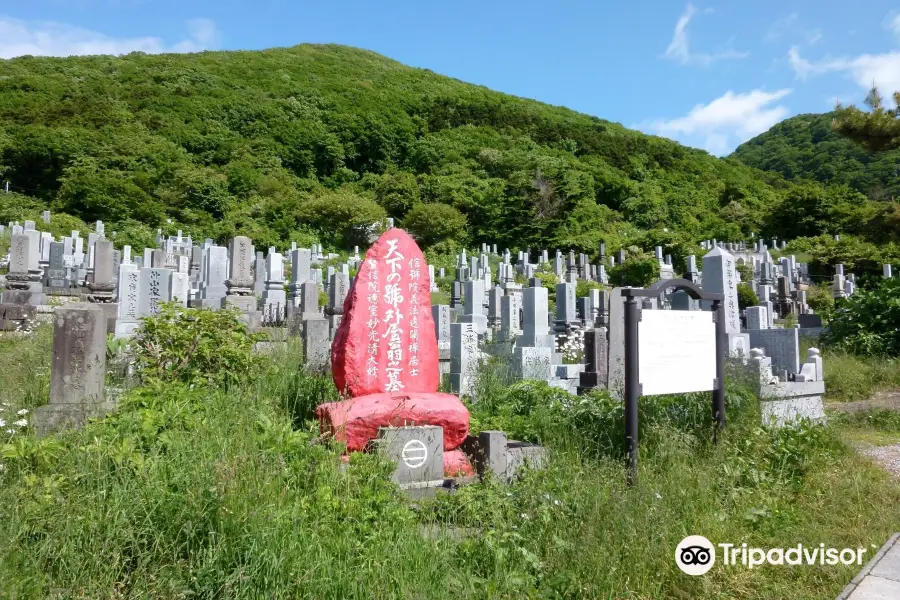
[520,513,529,520]
[0,419,5,428]
[13,419,27,428]
[655,492,663,500]
[5,429,14,435]
[16,408,28,416]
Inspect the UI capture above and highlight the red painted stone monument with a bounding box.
[331,228,439,397]
[317,228,472,476]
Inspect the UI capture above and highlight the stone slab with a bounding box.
[377,425,444,487]
[760,396,826,427]
[33,401,117,437]
[838,534,900,600]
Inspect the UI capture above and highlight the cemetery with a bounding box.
[1,214,900,597]
[2,37,900,600]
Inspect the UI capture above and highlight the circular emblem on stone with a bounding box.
[401,439,428,469]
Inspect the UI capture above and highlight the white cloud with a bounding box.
[765,13,822,45]
[886,12,900,40]
[664,4,749,66]
[789,46,900,93]
[0,17,220,59]
[641,89,792,155]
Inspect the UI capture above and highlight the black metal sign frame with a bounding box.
[620,279,726,485]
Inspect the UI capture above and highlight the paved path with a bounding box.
[837,533,900,600]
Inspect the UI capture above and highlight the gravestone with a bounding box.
[201,246,228,308]
[515,346,553,380]
[746,306,768,331]
[607,287,627,397]
[499,294,522,342]
[577,327,608,394]
[33,304,114,435]
[432,304,452,352]
[702,245,748,356]
[2,234,32,304]
[331,229,439,397]
[459,279,487,335]
[115,264,141,338]
[262,252,287,319]
[554,282,577,332]
[327,272,350,335]
[289,248,311,306]
[223,236,259,315]
[47,241,68,293]
[288,280,319,324]
[139,268,172,317]
[302,317,330,371]
[87,240,118,333]
[748,327,800,377]
[171,273,190,307]
[377,426,444,487]
[450,322,479,396]
[517,285,553,348]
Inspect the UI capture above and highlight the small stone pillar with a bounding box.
[87,240,118,334]
[2,233,33,305]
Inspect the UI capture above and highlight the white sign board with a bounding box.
[638,310,716,396]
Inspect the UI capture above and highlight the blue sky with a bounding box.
[3,0,900,155]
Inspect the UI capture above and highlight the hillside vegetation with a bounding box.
[0,44,894,256]
[732,111,900,201]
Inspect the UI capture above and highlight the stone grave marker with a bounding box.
[331,228,438,397]
[33,304,114,435]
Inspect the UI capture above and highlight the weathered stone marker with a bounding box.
[33,304,114,435]
[377,425,444,487]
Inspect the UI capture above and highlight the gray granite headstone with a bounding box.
[33,304,113,435]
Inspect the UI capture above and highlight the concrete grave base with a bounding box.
[114,321,140,339]
[759,380,827,427]
[0,303,36,331]
[470,430,547,482]
[94,302,118,335]
[0,290,31,305]
[33,400,117,437]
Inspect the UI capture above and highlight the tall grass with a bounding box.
[0,329,898,598]
[823,350,900,403]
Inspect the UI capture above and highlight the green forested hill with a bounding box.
[732,111,900,201]
[0,45,892,253]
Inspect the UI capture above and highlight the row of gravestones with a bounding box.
[0,220,821,385]
[3,222,824,402]
[23,232,830,492]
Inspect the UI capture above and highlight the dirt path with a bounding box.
[830,391,900,478]
[828,390,900,414]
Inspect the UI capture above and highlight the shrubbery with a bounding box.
[821,277,900,356]
[133,303,262,387]
[737,282,758,310]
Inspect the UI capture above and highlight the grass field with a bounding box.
[0,323,898,599]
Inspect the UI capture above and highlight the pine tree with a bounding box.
[833,86,900,152]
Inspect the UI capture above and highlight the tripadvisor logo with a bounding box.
[675,536,868,576]
[675,535,716,576]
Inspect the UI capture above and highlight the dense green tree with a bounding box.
[0,44,890,254]
[294,189,386,249]
[732,109,900,201]
[833,87,900,153]
[402,202,467,247]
